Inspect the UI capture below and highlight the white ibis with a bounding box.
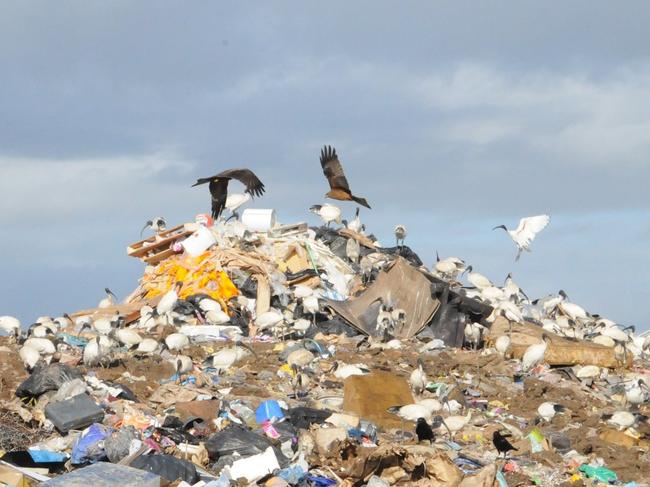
[495,335,511,357]
[346,207,363,233]
[136,338,162,355]
[225,193,251,220]
[481,286,505,303]
[558,301,588,321]
[309,204,342,227]
[394,224,407,248]
[493,214,550,261]
[205,309,231,325]
[496,301,523,325]
[416,398,443,414]
[53,314,73,329]
[600,324,632,343]
[391,403,432,422]
[0,316,21,339]
[391,308,406,335]
[464,322,485,350]
[137,305,156,330]
[140,216,167,237]
[409,359,428,395]
[376,304,394,341]
[606,411,637,430]
[292,318,311,334]
[537,402,565,422]
[255,309,284,331]
[434,253,465,279]
[443,411,472,436]
[171,355,194,383]
[504,273,528,302]
[345,238,360,264]
[522,334,551,372]
[30,323,55,338]
[292,285,314,299]
[99,288,117,308]
[625,379,649,406]
[113,328,143,349]
[83,337,105,366]
[23,337,56,355]
[156,281,183,325]
[19,344,43,370]
[302,296,319,326]
[165,333,189,351]
[205,342,255,372]
[464,266,492,290]
[92,317,113,336]
[331,361,369,380]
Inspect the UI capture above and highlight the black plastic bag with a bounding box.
[131,454,199,484]
[205,425,283,462]
[15,363,83,400]
[286,406,332,430]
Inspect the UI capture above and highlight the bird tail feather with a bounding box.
[352,195,371,209]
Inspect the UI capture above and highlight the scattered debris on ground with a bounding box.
[1,209,649,487]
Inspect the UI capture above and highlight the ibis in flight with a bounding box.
[493,214,550,261]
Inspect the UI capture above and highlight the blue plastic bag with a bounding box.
[255,400,284,424]
[71,423,110,464]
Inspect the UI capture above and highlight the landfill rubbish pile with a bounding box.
[0,210,649,487]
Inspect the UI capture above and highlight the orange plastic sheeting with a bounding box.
[140,251,239,304]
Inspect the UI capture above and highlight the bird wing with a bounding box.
[513,215,550,247]
[320,145,351,192]
[215,168,266,197]
[209,179,229,220]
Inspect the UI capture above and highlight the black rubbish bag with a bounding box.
[15,363,83,400]
[131,454,199,484]
[205,425,281,461]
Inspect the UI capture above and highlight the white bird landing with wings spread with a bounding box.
[493,214,550,261]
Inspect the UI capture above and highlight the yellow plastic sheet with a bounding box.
[140,251,239,306]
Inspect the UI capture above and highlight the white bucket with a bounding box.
[241,209,277,232]
[180,226,217,256]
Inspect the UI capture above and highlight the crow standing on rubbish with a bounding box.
[492,431,518,458]
[319,145,371,209]
[416,417,435,444]
[192,169,265,220]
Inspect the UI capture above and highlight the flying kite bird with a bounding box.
[493,214,550,261]
[192,169,265,220]
[319,145,371,209]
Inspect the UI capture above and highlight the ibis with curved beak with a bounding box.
[493,214,550,261]
[99,288,117,309]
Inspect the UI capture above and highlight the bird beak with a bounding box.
[140,221,153,237]
[237,342,258,358]
[492,225,507,231]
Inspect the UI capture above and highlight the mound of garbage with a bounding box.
[0,210,648,486]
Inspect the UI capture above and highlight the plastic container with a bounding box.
[44,393,104,433]
[180,226,217,256]
[241,209,277,232]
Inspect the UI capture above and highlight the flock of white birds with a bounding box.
[1,208,648,439]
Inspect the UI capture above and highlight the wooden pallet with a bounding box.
[126,224,194,265]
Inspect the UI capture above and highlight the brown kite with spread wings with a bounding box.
[319,145,371,209]
[192,168,265,220]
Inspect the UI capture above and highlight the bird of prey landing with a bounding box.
[319,145,371,209]
[191,169,265,220]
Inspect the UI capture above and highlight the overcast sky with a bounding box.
[1,1,648,330]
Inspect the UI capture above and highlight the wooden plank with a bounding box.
[489,317,632,368]
[338,228,376,249]
[126,224,193,259]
